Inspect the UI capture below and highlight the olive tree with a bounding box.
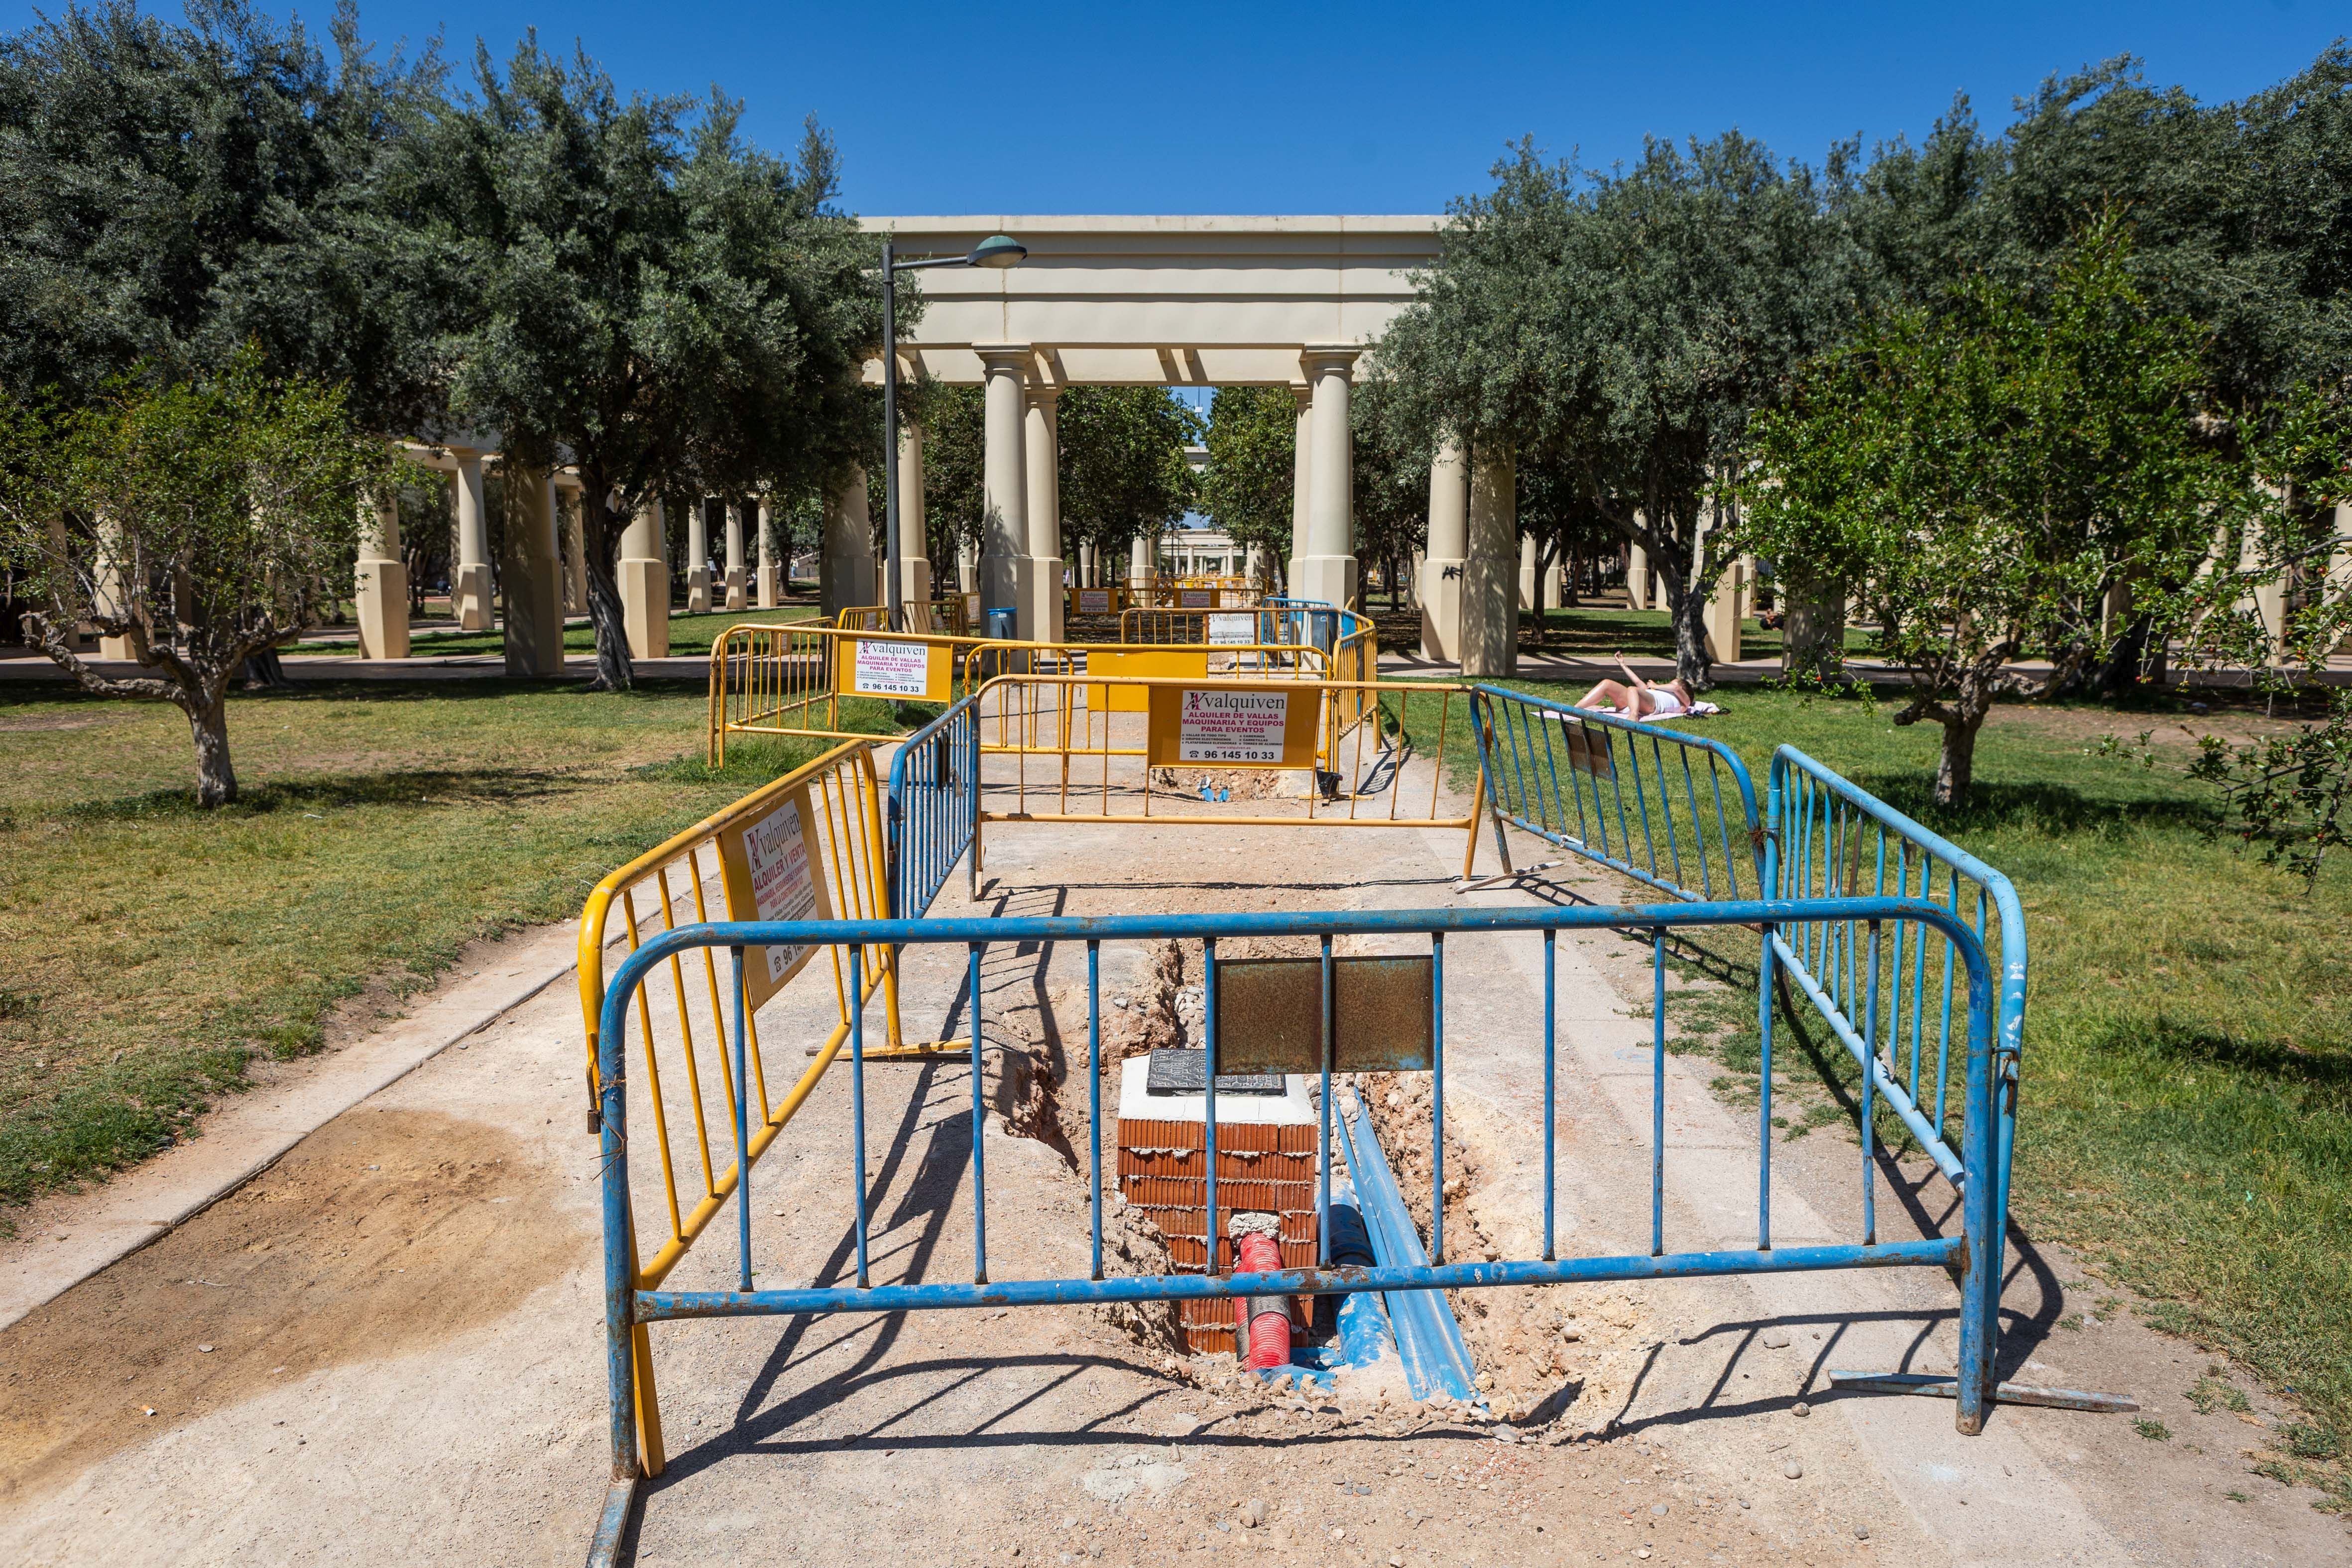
[1736,218,2274,806]
[1377,135,1860,686]
[442,42,880,690]
[1,355,388,805]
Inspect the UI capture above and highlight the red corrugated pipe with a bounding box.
[1231,1217,1290,1371]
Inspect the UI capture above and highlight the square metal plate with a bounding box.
[1144,1049,1286,1096]
[1212,955,1435,1075]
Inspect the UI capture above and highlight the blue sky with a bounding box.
[9,1,2342,215]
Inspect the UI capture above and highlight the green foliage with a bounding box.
[2189,690,2352,889]
[0,0,464,431]
[1196,386,1296,568]
[439,44,880,690]
[1858,51,2352,409]
[1056,387,1201,559]
[0,349,391,804]
[1737,216,2268,804]
[1375,134,1861,684]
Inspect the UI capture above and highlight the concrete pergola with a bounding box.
[346,215,1566,675]
[858,214,1523,667]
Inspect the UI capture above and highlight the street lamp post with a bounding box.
[881,232,1026,632]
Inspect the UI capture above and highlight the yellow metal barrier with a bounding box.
[707,620,1335,764]
[834,599,968,635]
[575,737,902,1476]
[966,673,1485,878]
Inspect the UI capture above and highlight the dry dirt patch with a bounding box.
[0,1106,582,1507]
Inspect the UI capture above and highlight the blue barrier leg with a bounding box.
[1863,920,1881,1248]
[1318,934,1333,1267]
[731,947,751,1295]
[1543,928,1556,1262]
[849,945,870,1288]
[1088,939,1103,1282]
[1430,932,1445,1264]
[969,941,987,1285]
[1651,926,1666,1258]
[1205,937,1220,1277]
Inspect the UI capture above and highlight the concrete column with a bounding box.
[354,492,410,660]
[451,451,492,631]
[756,498,782,608]
[1293,346,1360,609]
[975,344,1030,630]
[88,513,135,660]
[1518,532,1540,612]
[1078,539,1096,587]
[1129,535,1152,592]
[501,466,566,676]
[685,499,713,613]
[1627,540,1649,610]
[1021,384,1063,642]
[957,537,978,595]
[1286,385,1313,590]
[1419,439,1469,661]
[894,421,934,613]
[821,468,878,620]
[1699,512,1743,663]
[558,482,587,614]
[1460,445,1517,678]
[617,499,670,659]
[723,500,748,610]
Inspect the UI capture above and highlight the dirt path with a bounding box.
[1,733,2342,1566]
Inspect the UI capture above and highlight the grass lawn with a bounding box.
[298,601,825,658]
[1432,678,2352,1495]
[0,677,907,1220]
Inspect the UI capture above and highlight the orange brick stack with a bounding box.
[1116,1112,1320,1353]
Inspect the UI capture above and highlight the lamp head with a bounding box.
[966,234,1027,270]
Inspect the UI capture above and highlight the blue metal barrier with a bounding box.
[884,693,981,919]
[1468,685,1762,903]
[587,896,2003,1557]
[1763,746,2028,1354]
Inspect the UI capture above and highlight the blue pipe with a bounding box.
[1335,1087,1480,1403]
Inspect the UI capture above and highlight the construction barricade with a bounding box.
[957,673,1486,891]
[706,619,1339,765]
[833,599,969,635]
[1467,684,2041,1408]
[584,894,2009,1563]
[573,737,904,1489]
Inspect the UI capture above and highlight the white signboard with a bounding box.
[1177,689,1291,763]
[1179,589,1213,607]
[743,799,819,986]
[1206,612,1256,646]
[852,638,929,697]
[1078,588,1112,614]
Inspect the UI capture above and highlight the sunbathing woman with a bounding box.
[1574,654,1718,721]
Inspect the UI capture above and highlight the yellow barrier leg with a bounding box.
[625,1229,668,1477]
[1463,765,1489,881]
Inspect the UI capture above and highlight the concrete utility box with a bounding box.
[1114,1052,1319,1353]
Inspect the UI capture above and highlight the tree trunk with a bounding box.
[241,647,293,689]
[1780,567,1847,683]
[1668,583,1714,689]
[187,687,237,807]
[1934,708,1986,809]
[582,493,634,692]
